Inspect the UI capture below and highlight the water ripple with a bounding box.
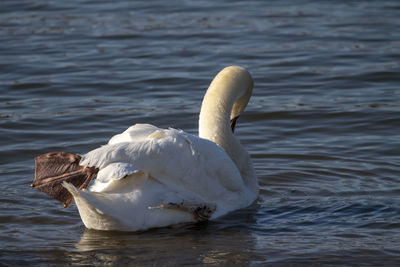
[1,0,400,265]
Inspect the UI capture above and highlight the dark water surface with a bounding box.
[1,0,400,265]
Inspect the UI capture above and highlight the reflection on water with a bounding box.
[74,210,261,265]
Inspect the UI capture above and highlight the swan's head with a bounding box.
[199,65,253,135]
[225,67,253,133]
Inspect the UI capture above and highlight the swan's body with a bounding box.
[38,66,258,231]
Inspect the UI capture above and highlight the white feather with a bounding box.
[63,66,259,231]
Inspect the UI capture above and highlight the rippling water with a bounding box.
[1,0,400,265]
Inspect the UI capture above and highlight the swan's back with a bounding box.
[71,124,254,230]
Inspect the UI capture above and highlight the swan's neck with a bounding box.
[198,86,239,154]
[198,67,254,184]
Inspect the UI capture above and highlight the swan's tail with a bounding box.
[62,182,124,230]
[31,152,98,207]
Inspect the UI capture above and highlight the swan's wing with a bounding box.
[96,162,139,182]
[80,125,250,217]
[108,124,160,145]
[81,127,245,194]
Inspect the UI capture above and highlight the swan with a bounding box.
[31,66,259,231]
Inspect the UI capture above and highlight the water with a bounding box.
[1,0,399,265]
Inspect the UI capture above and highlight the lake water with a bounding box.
[1,0,399,265]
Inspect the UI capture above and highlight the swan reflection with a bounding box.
[75,206,262,265]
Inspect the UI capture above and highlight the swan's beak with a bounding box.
[230,116,239,133]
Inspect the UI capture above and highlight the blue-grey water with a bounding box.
[1,0,400,265]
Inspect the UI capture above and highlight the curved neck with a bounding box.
[198,66,253,176]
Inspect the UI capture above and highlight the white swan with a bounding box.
[32,66,258,231]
